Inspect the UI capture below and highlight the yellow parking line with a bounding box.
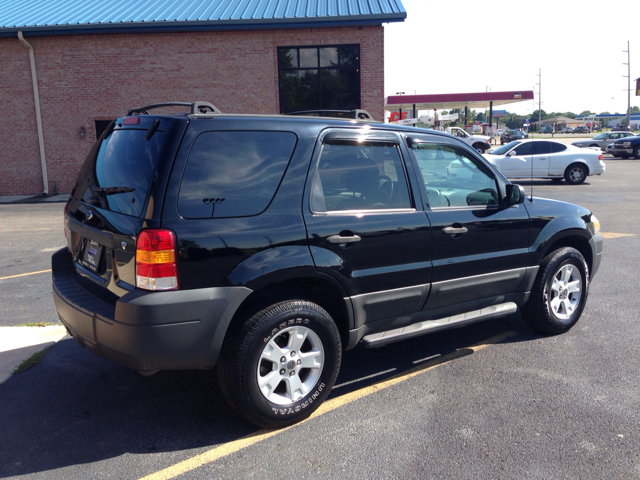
[139,330,516,480]
[600,232,634,239]
[0,269,51,281]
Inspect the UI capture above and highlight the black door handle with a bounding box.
[443,226,468,235]
[327,234,361,244]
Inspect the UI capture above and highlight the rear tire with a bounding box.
[564,163,587,185]
[217,300,342,428]
[521,247,589,335]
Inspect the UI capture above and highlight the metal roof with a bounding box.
[385,91,535,111]
[0,0,406,37]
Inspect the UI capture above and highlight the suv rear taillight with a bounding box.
[136,229,179,291]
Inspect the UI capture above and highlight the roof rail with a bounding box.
[284,109,374,121]
[127,102,221,116]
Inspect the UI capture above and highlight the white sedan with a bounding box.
[482,140,605,185]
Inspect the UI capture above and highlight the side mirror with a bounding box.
[505,184,526,206]
[507,150,517,156]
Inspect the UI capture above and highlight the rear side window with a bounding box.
[310,142,412,212]
[549,142,566,153]
[76,129,166,217]
[178,131,297,218]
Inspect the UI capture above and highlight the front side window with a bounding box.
[311,142,411,212]
[278,45,360,113]
[411,143,499,208]
[513,142,533,156]
[178,131,296,218]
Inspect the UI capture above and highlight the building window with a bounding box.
[94,120,114,139]
[278,45,360,113]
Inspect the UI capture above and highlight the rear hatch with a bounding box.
[65,115,188,297]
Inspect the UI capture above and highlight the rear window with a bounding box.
[76,129,165,217]
[178,131,297,218]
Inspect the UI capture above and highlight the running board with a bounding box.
[361,302,518,347]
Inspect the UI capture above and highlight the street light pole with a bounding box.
[623,41,630,128]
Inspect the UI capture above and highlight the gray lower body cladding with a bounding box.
[52,248,251,371]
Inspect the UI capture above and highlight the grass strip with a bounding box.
[12,345,52,374]
[14,322,58,327]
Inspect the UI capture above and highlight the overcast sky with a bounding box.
[384,0,639,118]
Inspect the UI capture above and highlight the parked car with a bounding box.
[612,125,631,132]
[561,126,574,133]
[610,135,640,159]
[483,139,605,184]
[605,143,614,156]
[572,131,634,150]
[52,101,603,428]
[500,129,526,144]
[573,126,590,134]
[539,125,554,133]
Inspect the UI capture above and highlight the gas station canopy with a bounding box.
[385,90,535,112]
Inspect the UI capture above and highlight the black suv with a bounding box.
[500,129,527,144]
[53,102,603,428]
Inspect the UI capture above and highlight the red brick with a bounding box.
[0,27,385,195]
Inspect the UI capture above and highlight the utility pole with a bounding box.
[536,68,542,130]
[623,41,630,128]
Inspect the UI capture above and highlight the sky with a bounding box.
[383,0,639,118]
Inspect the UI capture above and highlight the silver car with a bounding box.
[572,131,634,151]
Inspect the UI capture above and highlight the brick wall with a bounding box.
[0,26,384,195]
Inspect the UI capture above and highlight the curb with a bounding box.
[0,194,69,204]
[0,326,68,385]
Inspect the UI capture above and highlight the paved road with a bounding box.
[0,204,66,327]
[1,156,639,479]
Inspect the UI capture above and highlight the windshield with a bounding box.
[489,141,521,155]
[593,133,606,140]
[75,129,166,216]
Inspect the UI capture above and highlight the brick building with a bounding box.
[0,0,405,196]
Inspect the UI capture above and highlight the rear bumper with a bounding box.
[52,248,251,371]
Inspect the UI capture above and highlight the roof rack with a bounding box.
[284,109,374,121]
[127,102,221,116]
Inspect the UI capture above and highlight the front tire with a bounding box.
[564,163,588,184]
[634,146,640,159]
[217,300,342,428]
[521,247,589,335]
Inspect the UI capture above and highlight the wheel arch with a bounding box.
[224,273,353,352]
[566,160,590,175]
[535,231,594,277]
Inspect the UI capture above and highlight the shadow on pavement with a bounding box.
[0,313,535,478]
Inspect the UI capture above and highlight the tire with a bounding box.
[217,300,342,428]
[521,247,589,335]
[634,146,640,159]
[564,163,588,185]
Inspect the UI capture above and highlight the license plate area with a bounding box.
[80,240,104,273]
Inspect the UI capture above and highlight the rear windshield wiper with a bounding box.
[91,186,135,195]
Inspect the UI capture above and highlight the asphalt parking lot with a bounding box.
[1,153,639,479]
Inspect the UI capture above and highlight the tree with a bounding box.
[631,106,640,114]
[579,110,594,116]
[599,111,610,115]
[530,109,547,122]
